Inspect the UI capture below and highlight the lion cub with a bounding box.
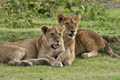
[0,25,65,67]
[57,13,119,59]
[57,13,81,65]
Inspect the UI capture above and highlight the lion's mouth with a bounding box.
[51,44,59,49]
[68,33,75,37]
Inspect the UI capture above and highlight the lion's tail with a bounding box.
[104,40,120,58]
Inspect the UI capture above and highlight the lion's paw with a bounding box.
[22,60,33,66]
[38,58,50,65]
[63,60,72,66]
[51,61,63,67]
[81,53,88,58]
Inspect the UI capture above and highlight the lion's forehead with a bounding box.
[64,18,76,23]
[49,28,60,34]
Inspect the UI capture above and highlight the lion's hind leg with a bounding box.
[8,50,33,66]
[81,51,101,58]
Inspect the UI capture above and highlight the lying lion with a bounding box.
[57,13,120,61]
[0,25,66,67]
[57,13,81,65]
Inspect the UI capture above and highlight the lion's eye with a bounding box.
[74,23,76,26]
[65,23,69,26]
[59,33,61,36]
[51,33,54,37]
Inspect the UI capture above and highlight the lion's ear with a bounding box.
[57,13,65,23]
[41,25,49,34]
[74,15,81,23]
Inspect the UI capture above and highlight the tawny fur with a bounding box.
[0,25,67,67]
[57,13,81,65]
[57,13,120,60]
[75,29,120,58]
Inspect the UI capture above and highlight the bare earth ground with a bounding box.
[88,0,120,8]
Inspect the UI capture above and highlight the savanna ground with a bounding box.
[0,0,120,80]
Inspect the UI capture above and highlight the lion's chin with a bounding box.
[51,44,59,49]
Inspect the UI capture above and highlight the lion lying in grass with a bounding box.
[57,13,120,61]
[57,13,81,65]
[0,25,67,67]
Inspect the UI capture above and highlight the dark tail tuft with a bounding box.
[112,54,120,58]
[104,40,120,58]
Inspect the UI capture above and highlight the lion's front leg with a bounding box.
[62,50,75,66]
[27,58,50,65]
[8,50,33,66]
[41,55,63,67]
[56,50,70,62]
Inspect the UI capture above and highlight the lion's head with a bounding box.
[57,13,81,39]
[41,25,65,50]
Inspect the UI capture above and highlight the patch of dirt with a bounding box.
[106,2,120,8]
[88,0,120,8]
[103,36,120,43]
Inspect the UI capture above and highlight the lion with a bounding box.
[57,13,81,65]
[57,13,120,60]
[0,25,66,67]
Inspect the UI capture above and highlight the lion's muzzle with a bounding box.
[51,44,59,49]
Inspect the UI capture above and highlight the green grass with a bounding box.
[0,56,120,80]
[0,28,42,45]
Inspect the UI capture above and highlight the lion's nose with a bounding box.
[71,30,75,33]
[56,40,59,44]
